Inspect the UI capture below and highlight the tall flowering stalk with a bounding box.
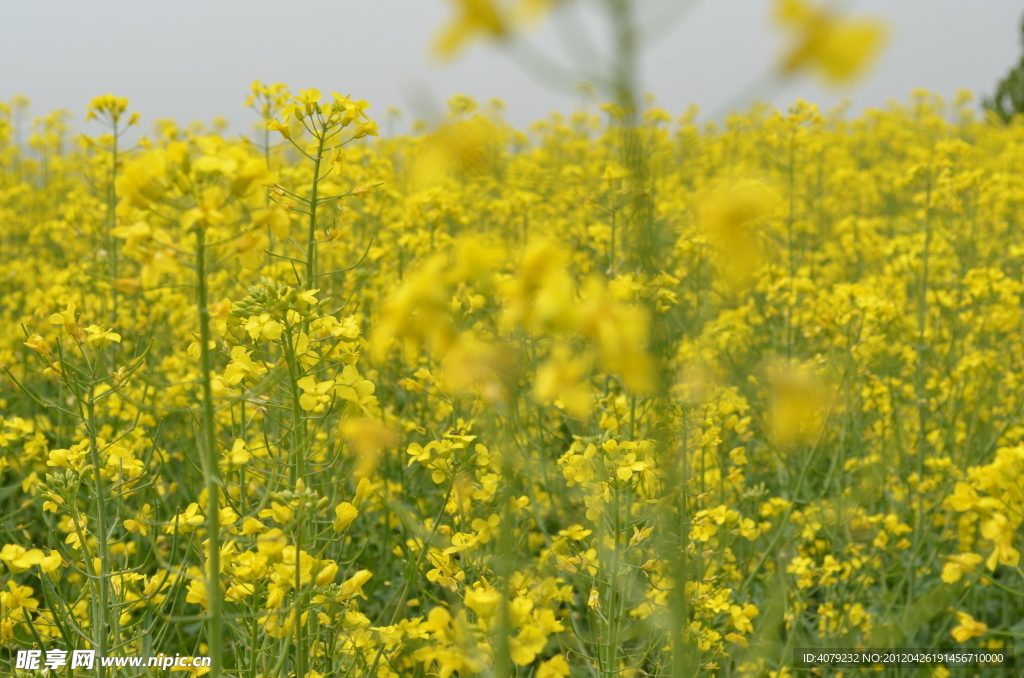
[264,88,379,293]
[84,95,139,325]
[113,128,272,676]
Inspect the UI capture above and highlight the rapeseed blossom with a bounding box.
[1,74,1021,677]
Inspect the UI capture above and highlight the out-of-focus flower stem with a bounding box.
[195,225,224,678]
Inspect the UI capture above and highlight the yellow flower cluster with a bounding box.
[0,83,1020,677]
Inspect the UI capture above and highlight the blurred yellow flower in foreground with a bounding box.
[765,360,831,447]
[435,0,508,59]
[699,180,780,289]
[410,115,500,190]
[774,0,886,83]
[342,418,399,480]
[434,0,562,60]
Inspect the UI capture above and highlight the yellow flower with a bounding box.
[333,502,359,532]
[84,324,122,348]
[342,418,396,481]
[509,625,548,665]
[116,149,169,210]
[182,186,227,230]
[258,501,295,524]
[614,452,648,482]
[729,603,758,634]
[700,180,780,288]
[23,334,51,356]
[464,583,502,619]
[941,552,983,584]
[222,439,251,468]
[0,581,40,614]
[766,360,830,446]
[353,120,379,138]
[337,569,373,600]
[298,376,335,412]
[690,516,717,542]
[630,525,653,546]
[244,313,283,342]
[39,550,62,574]
[410,117,502,188]
[253,205,291,237]
[86,94,129,123]
[295,88,322,111]
[186,578,208,609]
[434,0,508,59]
[226,581,255,602]
[946,482,980,512]
[329,93,368,126]
[266,119,291,139]
[533,348,594,418]
[219,506,240,533]
[0,544,45,573]
[223,345,268,385]
[124,504,153,536]
[434,0,561,60]
[256,529,287,558]
[334,365,377,413]
[297,288,319,308]
[980,513,1020,570]
[426,550,466,592]
[554,554,578,574]
[774,0,886,83]
[951,611,987,642]
[235,231,269,269]
[240,517,267,535]
[166,503,205,534]
[558,524,591,541]
[316,560,339,587]
[49,303,79,339]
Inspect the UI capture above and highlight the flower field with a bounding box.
[1,75,1023,677]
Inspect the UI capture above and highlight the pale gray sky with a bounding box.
[2,0,1022,135]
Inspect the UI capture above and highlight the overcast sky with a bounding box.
[2,0,1022,136]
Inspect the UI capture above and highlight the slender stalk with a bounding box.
[494,481,514,678]
[264,118,271,169]
[908,171,932,607]
[786,130,796,360]
[85,397,110,678]
[607,0,654,271]
[108,127,120,326]
[284,332,305,485]
[609,207,617,276]
[305,132,326,288]
[604,3,688,676]
[295,521,306,678]
[195,226,225,678]
[604,485,622,678]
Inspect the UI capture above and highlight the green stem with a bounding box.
[786,131,796,360]
[609,207,616,276]
[85,398,110,678]
[295,521,306,678]
[108,128,120,327]
[284,333,305,486]
[604,485,622,678]
[195,226,225,678]
[305,133,326,288]
[495,454,515,678]
[908,172,932,608]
